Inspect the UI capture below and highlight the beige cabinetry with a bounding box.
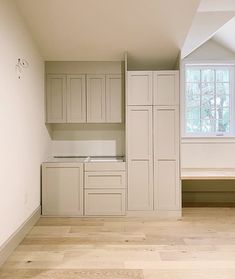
[127,106,153,210]
[46,75,66,123]
[127,71,152,105]
[42,163,83,216]
[42,162,126,217]
[87,75,106,123]
[84,162,126,216]
[67,75,86,123]
[153,71,179,106]
[153,71,180,212]
[46,74,123,124]
[153,106,180,211]
[106,74,123,123]
[126,70,180,215]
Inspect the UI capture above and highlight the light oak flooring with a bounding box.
[2,208,235,278]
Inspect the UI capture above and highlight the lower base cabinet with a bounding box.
[85,189,125,216]
[42,163,83,216]
[84,162,126,216]
[42,162,126,216]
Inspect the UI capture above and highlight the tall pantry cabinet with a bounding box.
[126,71,181,215]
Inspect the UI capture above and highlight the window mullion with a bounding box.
[200,69,202,132]
[214,69,216,133]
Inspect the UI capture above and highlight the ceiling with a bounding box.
[181,0,235,59]
[15,0,200,69]
[198,0,235,12]
[213,18,235,54]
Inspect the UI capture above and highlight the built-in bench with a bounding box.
[181,168,235,207]
[181,168,235,180]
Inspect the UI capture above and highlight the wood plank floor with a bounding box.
[2,208,235,278]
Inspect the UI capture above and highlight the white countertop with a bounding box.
[45,156,125,163]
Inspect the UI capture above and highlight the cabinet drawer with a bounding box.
[85,162,125,172]
[85,189,125,216]
[85,172,125,189]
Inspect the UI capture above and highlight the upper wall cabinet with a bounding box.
[87,75,106,123]
[153,71,179,106]
[127,71,152,105]
[106,74,123,123]
[46,75,66,123]
[46,74,123,124]
[67,75,86,123]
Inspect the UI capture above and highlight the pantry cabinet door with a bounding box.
[42,163,83,216]
[153,71,179,106]
[154,160,180,211]
[127,106,153,160]
[127,106,153,211]
[67,75,86,123]
[127,71,153,105]
[87,75,106,123]
[106,74,123,123]
[128,160,153,211]
[46,75,66,123]
[154,106,179,160]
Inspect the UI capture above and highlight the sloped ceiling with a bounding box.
[182,0,235,59]
[181,11,235,58]
[14,0,200,70]
[198,0,235,12]
[213,18,235,54]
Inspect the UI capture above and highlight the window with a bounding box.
[184,65,234,136]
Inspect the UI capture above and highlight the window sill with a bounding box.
[181,136,235,144]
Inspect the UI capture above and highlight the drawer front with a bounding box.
[85,172,125,189]
[85,189,125,216]
[84,162,125,172]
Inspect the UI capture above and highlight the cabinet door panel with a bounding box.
[127,71,152,105]
[128,160,153,211]
[127,106,152,160]
[85,189,125,216]
[87,75,106,123]
[154,107,179,160]
[46,75,66,123]
[106,74,123,123]
[42,164,83,216]
[154,160,180,210]
[153,71,179,106]
[67,75,86,123]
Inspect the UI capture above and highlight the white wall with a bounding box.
[0,0,50,246]
[181,39,235,169]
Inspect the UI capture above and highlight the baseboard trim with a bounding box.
[0,206,41,267]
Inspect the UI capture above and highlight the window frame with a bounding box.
[182,63,235,138]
